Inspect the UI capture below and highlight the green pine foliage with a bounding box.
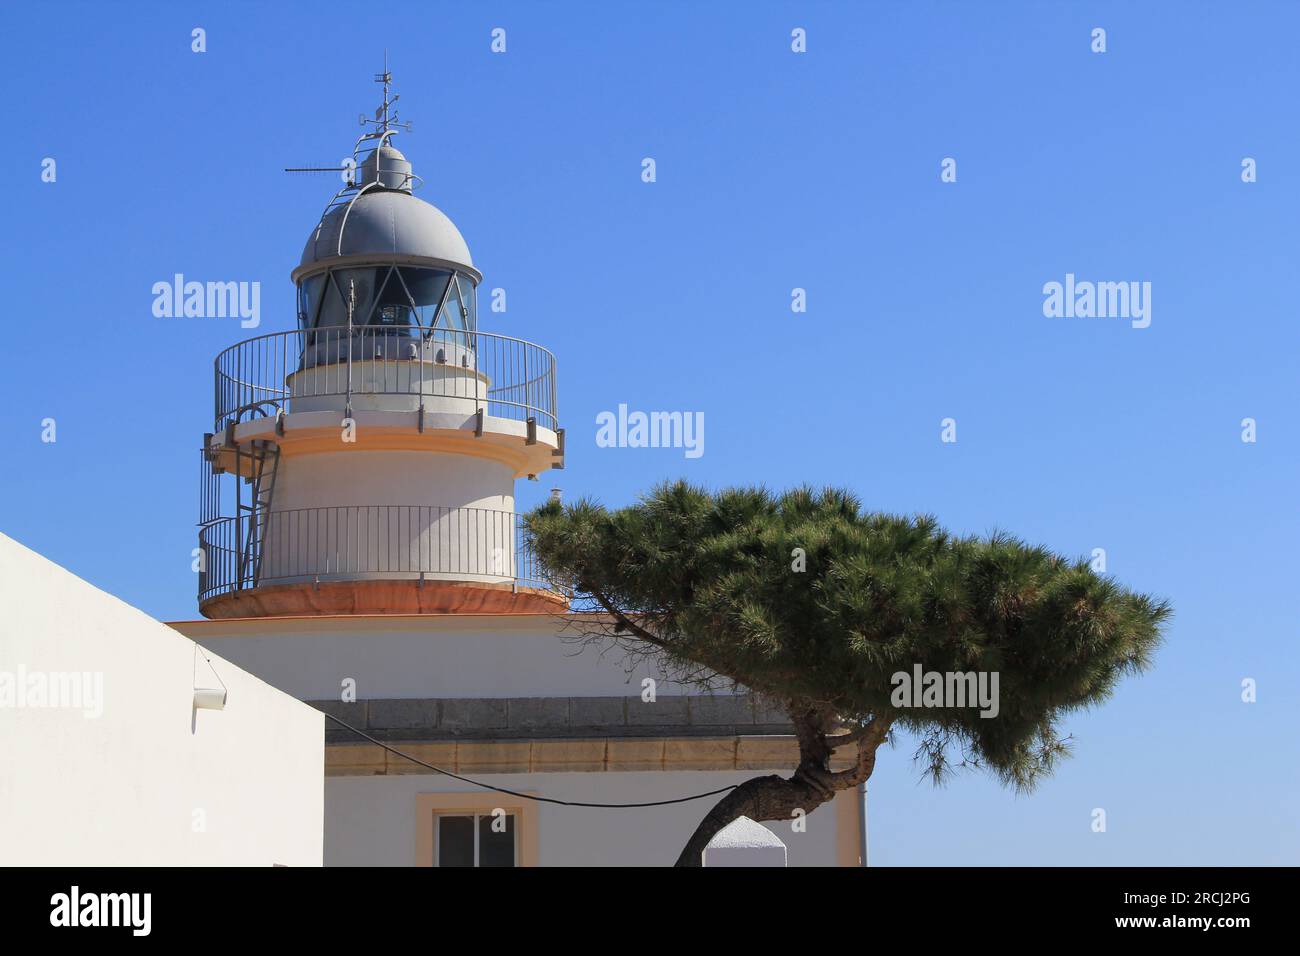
[525,481,1170,791]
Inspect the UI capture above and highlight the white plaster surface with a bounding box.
[0,532,324,866]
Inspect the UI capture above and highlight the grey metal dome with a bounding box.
[298,188,475,275]
[359,144,414,192]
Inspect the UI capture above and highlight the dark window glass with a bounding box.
[369,267,416,330]
[432,280,471,350]
[458,274,477,332]
[439,281,465,332]
[308,272,349,331]
[399,267,453,328]
[314,267,385,329]
[437,815,475,868]
[297,274,326,330]
[314,272,350,329]
[478,814,516,868]
[311,266,459,332]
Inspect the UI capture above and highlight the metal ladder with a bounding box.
[235,439,280,590]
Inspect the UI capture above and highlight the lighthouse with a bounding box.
[173,72,858,868]
[198,70,565,619]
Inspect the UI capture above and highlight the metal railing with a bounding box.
[197,504,560,603]
[213,326,558,433]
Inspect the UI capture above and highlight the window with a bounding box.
[435,812,516,868]
[297,274,326,330]
[438,280,465,332]
[298,266,462,331]
[416,794,536,867]
[398,266,453,328]
[309,269,366,330]
[432,273,478,350]
[370,267,416,330]
[457,273,477,333]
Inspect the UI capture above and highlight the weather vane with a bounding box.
[360,52,412,137]
[284,53,411,178]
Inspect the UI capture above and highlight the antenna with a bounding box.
[285,56,411,178]
[359,51,412,136]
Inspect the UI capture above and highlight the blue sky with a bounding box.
[2,1,1297,864]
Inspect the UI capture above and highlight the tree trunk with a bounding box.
[672,772,838,867]
[673,710,891,867]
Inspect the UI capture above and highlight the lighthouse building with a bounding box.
[170,77,861,867]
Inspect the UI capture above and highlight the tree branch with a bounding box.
[828,714,893,788]
[826,723,875,749]
[588,588,672,652]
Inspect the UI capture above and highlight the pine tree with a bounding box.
[525,481,1169,867]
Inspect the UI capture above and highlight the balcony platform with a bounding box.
[209,407,561,480]
[200,577,568,619]
[200,327,565,619]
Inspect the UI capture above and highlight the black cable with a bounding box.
[323,712,739,808]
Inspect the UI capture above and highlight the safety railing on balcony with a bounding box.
[213,326,558,433]
[197,504,561,603]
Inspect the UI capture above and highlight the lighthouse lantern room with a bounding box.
[197,71,565,619]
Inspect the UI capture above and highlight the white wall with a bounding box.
[0,532,324,866]
[183,615,706,699]
[326,772,843,867]
[174,618,853,867]
[274,449,514,513]
[178,617,852,867]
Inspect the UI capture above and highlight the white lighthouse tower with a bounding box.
[176,73,861,867]
[198,70,565,619]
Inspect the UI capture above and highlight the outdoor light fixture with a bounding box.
[193,687,227,711]
[194,651,228,711]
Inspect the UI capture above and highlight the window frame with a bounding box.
[298,265,476,333]
[434,811,518,868]
[415,792,538,868]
